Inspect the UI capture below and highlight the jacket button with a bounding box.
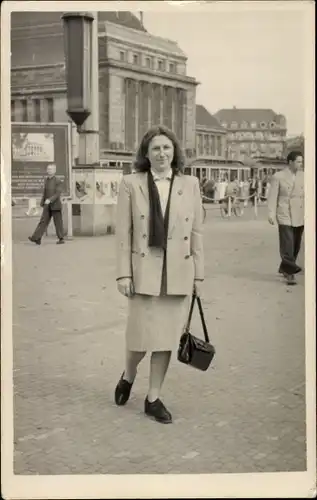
[143,234,147,239]
[185,255,190,259]
[184,236,188,240]
[185,218,189,222]
[141,253,145,257]
[141,215,145,219]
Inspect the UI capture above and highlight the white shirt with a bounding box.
[151,168,173,216]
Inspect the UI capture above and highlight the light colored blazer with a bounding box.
[116,172,204,296]
[268,167,304,227]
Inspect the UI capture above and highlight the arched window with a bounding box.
[260,121,267,128]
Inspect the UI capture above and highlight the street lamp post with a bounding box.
[62,12,105,236]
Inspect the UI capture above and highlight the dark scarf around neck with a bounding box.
[148,170,175,250]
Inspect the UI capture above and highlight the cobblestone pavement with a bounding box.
[12,205,306,475]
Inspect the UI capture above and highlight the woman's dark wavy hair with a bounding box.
[133,125,185,174]
[286,150,303,163]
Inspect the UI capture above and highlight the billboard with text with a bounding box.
[11,123,71,198]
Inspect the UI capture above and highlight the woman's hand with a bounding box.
[193,280,203,298]
[117,277,135,298]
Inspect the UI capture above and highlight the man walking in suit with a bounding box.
[28,164,65,245]
[268,151,304,285]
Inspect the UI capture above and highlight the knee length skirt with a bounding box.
[125,255,191,352]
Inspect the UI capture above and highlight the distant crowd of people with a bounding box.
[201,175,270,205]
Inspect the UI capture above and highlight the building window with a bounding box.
[217,136,222,156]
[231,121,238,128]
[11,100,15,122]
[44,98,54,122]
[210,136,215,155]
[21,99,28,121]
[222,122,227,128]
[204,135,209,155]
[169,62,175,73]
[270,121,276,128]
[158,59,164,71]
[241,121,248,128]
[250,121,257,128]
[198,134,204,156]
[145,56,152,69]
[34,99,41,122]
[120,51,125,62]
[133,54,139,65]
[260,121,266,128]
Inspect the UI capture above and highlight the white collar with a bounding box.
[151,168,173,181]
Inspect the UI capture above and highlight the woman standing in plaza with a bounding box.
[114,125,204,424]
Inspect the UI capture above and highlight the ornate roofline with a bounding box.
[101,33,186,60]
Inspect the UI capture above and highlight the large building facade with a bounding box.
[195,105,227,162]
[10,11,198,168]
[214,108,287,162]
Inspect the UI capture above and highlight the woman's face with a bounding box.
[147,134,174,173]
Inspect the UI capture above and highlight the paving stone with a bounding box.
[12,211,306,474]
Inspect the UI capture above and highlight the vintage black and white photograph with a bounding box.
[1,0,315,498]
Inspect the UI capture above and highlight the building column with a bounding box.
[148,83,152,129]
[182,91,187,148]
[171,87,176,133]
[135,79,139,149]
[27,98,35,122]
[159,85,164,124]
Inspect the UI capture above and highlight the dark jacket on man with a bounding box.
[29,175,64,243]
[40,176,63,211]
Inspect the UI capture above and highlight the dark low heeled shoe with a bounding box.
[114,372,135,406]
[28,236,41,245]
[144,397,172,424]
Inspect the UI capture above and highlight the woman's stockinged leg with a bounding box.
[124,349,146,383]
[147,350,172,402]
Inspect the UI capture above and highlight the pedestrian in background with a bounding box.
[114,125,204,424]
[268,150,304,285]
[249,175,259,206]
[28,164,65,245]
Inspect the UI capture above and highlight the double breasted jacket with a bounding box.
[116,172,204,296]
[268,167,304,227]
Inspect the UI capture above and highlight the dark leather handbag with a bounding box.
[177,293,215,371]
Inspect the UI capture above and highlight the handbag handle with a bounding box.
[185,293,210,343]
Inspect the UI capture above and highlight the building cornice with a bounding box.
[227,138,286,143]
[11,87,66,96]
[196,126,226,135]
[11,63,65,72]
[100,58,198,86]
[225,127,287,132]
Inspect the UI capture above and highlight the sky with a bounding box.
[142,6,308,136]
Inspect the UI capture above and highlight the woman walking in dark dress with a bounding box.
[114,125,204,424]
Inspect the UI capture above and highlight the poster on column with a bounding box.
[11,122,71,198]
[73,169,123,205]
